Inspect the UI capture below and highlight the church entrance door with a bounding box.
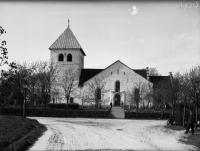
[114,94,120,106]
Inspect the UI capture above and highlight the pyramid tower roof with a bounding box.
[49,26,86,56]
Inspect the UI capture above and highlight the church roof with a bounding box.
[79,68,147,86]
[49,27,86,56]
[149,76,171,89]
[79,69,103,86]
[132,69,147,79]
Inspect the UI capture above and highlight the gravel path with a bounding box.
[29,117,197,151]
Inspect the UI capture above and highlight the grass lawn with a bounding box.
[0,115,47,151]
[165,124,200,149]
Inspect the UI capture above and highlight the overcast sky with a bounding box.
[0,1,199,75]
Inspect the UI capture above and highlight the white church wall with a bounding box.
[50,80,82,104]
[80,61,153,107]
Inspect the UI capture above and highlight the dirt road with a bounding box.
[29,117,197,151]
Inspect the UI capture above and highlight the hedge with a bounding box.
[1,107,109,118]
[125,109,200,126]
[47,103,79,110]
[171,108,200,126]
[125,111,171,119]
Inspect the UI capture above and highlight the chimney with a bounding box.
[146,67,149,81]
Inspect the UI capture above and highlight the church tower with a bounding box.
[49,21,86,70]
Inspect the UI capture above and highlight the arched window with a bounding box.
[67,54,72,62]
[70,97,74,103]
[134,88,140,101]
[115,81,120,92]
[96,88,101,100]
[58,54,64,61]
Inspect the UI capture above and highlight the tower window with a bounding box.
[58,54,64,61]
[67,54,72,62]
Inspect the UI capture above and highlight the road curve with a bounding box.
[29,117,197,151]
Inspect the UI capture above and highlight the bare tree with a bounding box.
[57,68,80,116]
[163,72,182,117]
[149,68,161,76]
[152,78,167,111]
[153,88,162,110]
[51,87,60,104]
[9,62,32,116]
[144,83,154,109]
[83,77,109,108]
[128,81,150,118]
[186,66,200,128]
[0,70,11,114]
[0,26,8,68]
[0,26,8,114]
[30,61,58,105]
[179,72,190,126]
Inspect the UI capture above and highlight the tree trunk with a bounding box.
[195,93,198,129]
[67,97,69,117]
[95,104,97,118]
[44,96,47,116]
[147,100,151,109]
[19,92,23,116]
[172,104,175,117]
[162,107,164,118]
[20,102,23,116]
[136,104,138,118]
[183,100,186,127]
[95,99,98,117]
[0,97,2,115]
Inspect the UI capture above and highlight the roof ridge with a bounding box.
[82,68,104,70]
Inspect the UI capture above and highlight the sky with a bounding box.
[0,1,199,75]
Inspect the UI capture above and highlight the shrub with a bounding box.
[125,111,171,119]
[174,108,190,126]
[29,105,45,108]
[47,103,79,110]
[165,103,172,110]
[1,107,109,118]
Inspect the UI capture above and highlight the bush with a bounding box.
[47,103,79,110]
[1,107,109,118]
[29,105,45,108]
[165,103,172,110]
[174,108,190,126]
[125,111,171,119]
[173,108,200,126]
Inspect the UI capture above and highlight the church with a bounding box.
[49,23,169,108]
